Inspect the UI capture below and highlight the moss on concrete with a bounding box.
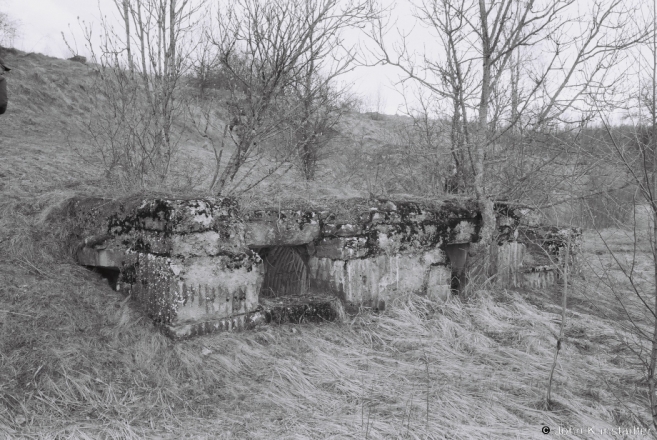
[62,194,487,339]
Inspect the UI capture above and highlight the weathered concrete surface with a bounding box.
[62,197,264,339]
[314,237,369,260]
[60,195,493,338]
[427,266,452,302]
[496,242,525,287]
[161,295,344,339]
[260,294,344,324]
[77,247,126,268]
[245,197,481,254]
[244,209,322,247]
[308,250,449,309]
[522,267,557,289]
[494,213,582,288]
[161,310,265,340]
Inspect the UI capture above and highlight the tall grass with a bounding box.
[0,188,652,437]
[0,47,653,440]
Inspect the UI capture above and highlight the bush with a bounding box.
[68,55,87,64]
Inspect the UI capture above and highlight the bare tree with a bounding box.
[288,73,351,180]
[575,0,657,428]
[369,0,642,275]
[365,85,387,119]
[0,7,18,47]
[73,0,205,187]
[201,0,376,194]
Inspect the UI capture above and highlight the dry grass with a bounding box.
[1,47,655,439]
[0,188,653,438]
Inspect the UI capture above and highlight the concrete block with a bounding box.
[309,254,440,308]
[427,265,451,303]
[170,229,246,257]
[76,247,126,268]
[245,221,320,247]
[121,253,263,326]
[314,236,369,259]
[497,242,526,287]
[522,267,556,289]
[321,223,363,237]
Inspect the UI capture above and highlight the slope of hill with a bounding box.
[0,47,654,438]
[0,46,406,202]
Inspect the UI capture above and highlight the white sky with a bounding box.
[1,0,650,120]
[3,0,100,58]
[1,0,410,114]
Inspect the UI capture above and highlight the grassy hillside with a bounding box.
[0,47,655,438]
[0,46,405,201]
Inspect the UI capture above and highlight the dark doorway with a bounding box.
[257,246,309,297]
[444,243,470,294]
[84,266,121,291]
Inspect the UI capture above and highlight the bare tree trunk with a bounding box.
[135,1,154,110]
[511,49,519,133]
[546,235,570,408]
[122,0,134,73]
[208,125,227,192]
[474,0,496,279]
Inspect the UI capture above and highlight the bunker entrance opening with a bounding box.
[445,243,470,294]
[84,266,121,291]
[257,246,310,298]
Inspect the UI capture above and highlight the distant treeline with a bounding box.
[539,124,654,229]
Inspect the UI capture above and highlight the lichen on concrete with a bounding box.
[61,194,570,339]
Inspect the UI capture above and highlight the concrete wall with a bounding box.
[309,251,451,310]
[63,196,582,338]
[66,196,480,338]
[495,226,581,289]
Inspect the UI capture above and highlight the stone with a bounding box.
[60,195,567,339]
[77,247,126,268]
[426,265,451,302]
[314,236,369,260]
[245,221,320,247]
[496,242,525,287]
[308,254,450,309]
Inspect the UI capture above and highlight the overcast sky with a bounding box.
[2,0,407,114]
[2,0,649,120]
[3,0,100,58]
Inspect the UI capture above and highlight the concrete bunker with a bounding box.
[62,195,580,339]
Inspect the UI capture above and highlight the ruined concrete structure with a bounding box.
[61,196,579,339]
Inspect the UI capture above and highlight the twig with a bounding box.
[424,350,430,427]
[18,257,52,278]
[208,125,227,192]
[546,234,570,408]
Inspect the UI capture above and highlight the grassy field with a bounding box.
[1,207,654,439]
[1,48,657,439]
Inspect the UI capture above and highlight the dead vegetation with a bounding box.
[0,182,654,437]
[0,47,655,439]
